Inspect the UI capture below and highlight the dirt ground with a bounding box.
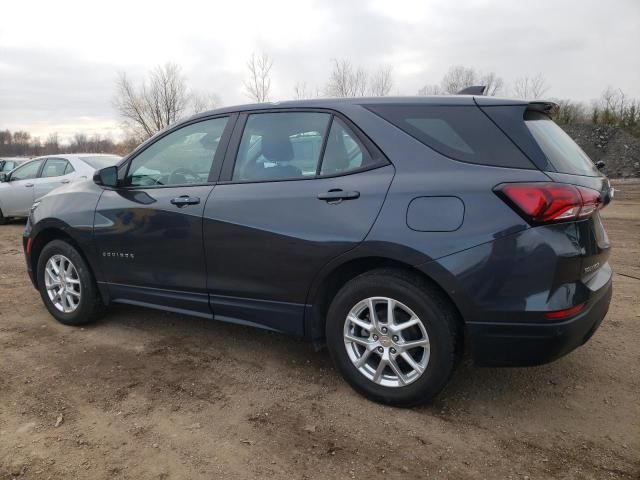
[1,181,638,480]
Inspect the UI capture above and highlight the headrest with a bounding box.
[261,132,294,163]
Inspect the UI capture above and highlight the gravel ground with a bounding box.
[0,181,639,480]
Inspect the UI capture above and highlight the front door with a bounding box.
[1,159,43,216]
[93,116,232,316]
[203,111,394,335]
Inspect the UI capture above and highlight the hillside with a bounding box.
[562,124,640,178]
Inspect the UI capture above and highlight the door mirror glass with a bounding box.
[94,165,118,188]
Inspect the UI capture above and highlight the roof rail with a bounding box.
[457,85,486,95]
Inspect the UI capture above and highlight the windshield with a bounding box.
[525,111,599,176]
[80,155,121,170]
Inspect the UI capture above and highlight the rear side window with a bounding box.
[366,104,534,169]
[525,111,599,176]
[233,112,331,181]
[41,158,70,178]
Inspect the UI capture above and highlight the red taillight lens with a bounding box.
[496,183,601,224]
[544,303,585,320]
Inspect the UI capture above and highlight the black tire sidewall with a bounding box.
[326,272,456,407]
[36,240,99,326]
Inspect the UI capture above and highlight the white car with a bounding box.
[0,154,120,224]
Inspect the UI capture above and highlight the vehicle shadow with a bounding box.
[99,304,572,410]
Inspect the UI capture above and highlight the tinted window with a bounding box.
[10,160,42,181]
[128,117,228,187]
[320,118,371,175]
[525,111,599,176]
[80,155,120,170]
[366,104,534,168]
[41,158,70,178]
[233,112,330,181]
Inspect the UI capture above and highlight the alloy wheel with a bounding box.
[44,254,82,313]
[343,296,430,387]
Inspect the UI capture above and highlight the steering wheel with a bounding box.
[168,168,200,185]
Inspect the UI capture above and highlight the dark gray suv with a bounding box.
[23,95,613,406]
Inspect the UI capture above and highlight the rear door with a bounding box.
[203,110,394,335]
[93,115,233,316]
[34,157,74,199]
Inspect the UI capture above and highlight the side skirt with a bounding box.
[99,282,307,336]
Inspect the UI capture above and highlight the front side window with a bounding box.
[10,160,42,181]
[233,112,330,181]
[41,158,71,178]
[127,117,229,187]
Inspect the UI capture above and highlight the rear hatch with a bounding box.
[479,99,612,283]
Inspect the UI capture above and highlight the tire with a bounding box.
[0,208,8,225]
[36,239,103,326]
[326,269,459,407]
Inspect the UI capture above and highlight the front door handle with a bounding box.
[317,189,360,202]
[61,179,70,184]
[25,183,34,187]
[170,195,201,207]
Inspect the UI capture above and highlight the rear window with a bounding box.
[525,111,599,176]
[80,155,120,169]
[365,104,534,169]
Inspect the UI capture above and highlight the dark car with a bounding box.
[23,95,613,406]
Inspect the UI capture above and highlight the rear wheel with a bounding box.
[36,240,103,326]
[0,209,8,225]
[326,269,459,407]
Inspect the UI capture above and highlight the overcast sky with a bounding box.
[1,0,638,142]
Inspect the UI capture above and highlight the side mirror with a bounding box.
[595,160,606,171]
[0,172,8,183]
[93,166,119,188]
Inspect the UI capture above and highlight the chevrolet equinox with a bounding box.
[23,95,614,406]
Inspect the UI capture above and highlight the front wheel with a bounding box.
[326,269,459,407]
[36,240,103,326]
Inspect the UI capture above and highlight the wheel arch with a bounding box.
[29,225,106,303]
[306,256,465,350]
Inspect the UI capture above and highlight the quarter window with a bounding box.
[127,117,229,187]
[320,118,370,175]
[10,160,42,181]
[41,158,71,178]
[232,112,330,181]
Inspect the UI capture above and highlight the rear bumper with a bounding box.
[467,278,612,367]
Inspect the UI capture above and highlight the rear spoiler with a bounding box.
[527,101,559,116]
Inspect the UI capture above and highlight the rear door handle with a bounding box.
[170,195,201,207]
[61,179,70,184]
[25,183,34,187]
[317,189,360,202]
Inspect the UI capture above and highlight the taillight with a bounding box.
[495,183,602,224]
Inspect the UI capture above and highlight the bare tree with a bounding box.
[513,73,549,99]
[479,71,504,96]
[244,52,273,102]
[325,59,370,97]
[44,133,59,155]
[369,66,393,96]
[440,65,477,94]
[293,81,310,100]
[419,66,502,96]
[114,63,190,139]
[418,84,443,95]
[191,91,220,114]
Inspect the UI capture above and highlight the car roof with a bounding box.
[31,153,121,161]
[188,95,529,121]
